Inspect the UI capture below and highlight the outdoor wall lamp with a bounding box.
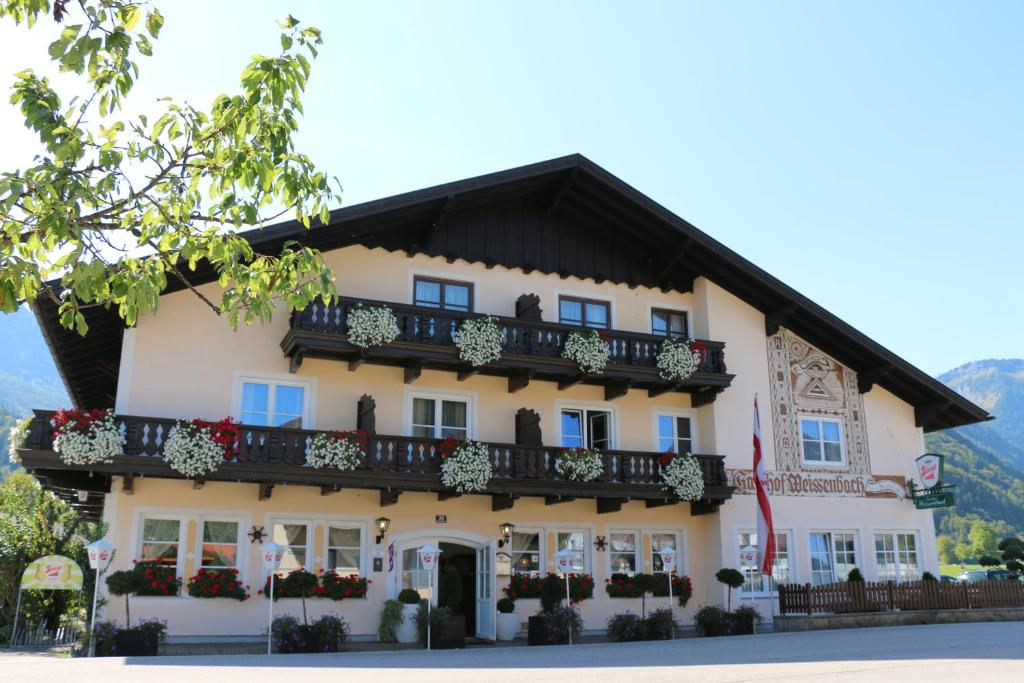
[498,522,515,547]
[375,517,391,544]
[77,489,89,503]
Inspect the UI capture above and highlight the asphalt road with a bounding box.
[2,622,1022,682]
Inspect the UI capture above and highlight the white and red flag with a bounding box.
[753,396,776,577]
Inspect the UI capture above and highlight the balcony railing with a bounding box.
[282,297,732,401]
[21,411,732,514]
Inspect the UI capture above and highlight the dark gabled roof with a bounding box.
[34,154,991,431]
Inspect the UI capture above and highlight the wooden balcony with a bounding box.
[20,411,733,518]
[282,297,733,403]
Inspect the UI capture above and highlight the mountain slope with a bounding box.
[938,359,1024,470]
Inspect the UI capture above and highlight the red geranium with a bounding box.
[192,417,240,459]
[51,408,110,436]
[186,567,249,601]
[658,450,676,468]
[438,435,460,459]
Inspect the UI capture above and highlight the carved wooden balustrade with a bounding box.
[283,297,732,402]
[21,411,732,514]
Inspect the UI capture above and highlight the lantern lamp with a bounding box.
[498,522,515,547]
[375,517,391,544]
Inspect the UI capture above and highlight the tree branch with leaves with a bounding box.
[0,0,341,333]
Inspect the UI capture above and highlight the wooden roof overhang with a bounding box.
[32,154,990,432]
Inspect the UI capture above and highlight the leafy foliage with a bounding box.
[377,599,404,643]
[0,1,341,335]
[0,471,103,643]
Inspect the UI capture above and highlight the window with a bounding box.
[560,408,611,449]
[414,276,472,312]
[609,531,639,575]
[326,526,362,575]
[556,531,587,573]
[651,308,688,338]
[240,379,307,428]
[140,517,182,569]
[651,532,680,573]
[656,414,693,454]
[875,532,919,583]
[809,531,857,585]
[272,522,309,571]
[558,296,610,329]
[738,530,790,593]
[509,531,541,575]
[411,396,469,439]
[800,417,844,464]
[401,548,433,595]
[200,520,240,571]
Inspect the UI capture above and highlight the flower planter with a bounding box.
[395,603,419,643]
[496,612,519,641]
[113,629,159,656]
[527,615,550,646]
[427,614,466,650]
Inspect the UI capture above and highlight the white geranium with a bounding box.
[562,330,611,375]
[656,338,702,382]
[8,416,33,465]
[660,452,705,501]
[306,430,366,470]
[556,447,604,482]
[346,303,400,349]
[52,409,124,466]
[440,440,493,493]
[164,421,225,478]
[455,316,502,367]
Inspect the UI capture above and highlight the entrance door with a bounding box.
[475,540,496,639]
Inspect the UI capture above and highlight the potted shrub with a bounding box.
[378,599,404,643]
[715,568,745,611]
[542,604,582,645]
[105,562,179,656]
[395,588,421,643]
[528,573,564,646]
[417,602,458,649]
[272,613,349,653]
[496,597,518,641]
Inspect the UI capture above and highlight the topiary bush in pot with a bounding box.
[496,597,518,641]
[394,588,422,642]
[715,568,745,611]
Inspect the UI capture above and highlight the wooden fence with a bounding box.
[10,622,80,649]
[778,579,1024,615]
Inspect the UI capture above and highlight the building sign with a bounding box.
[727,468,907,499]
[20,555,84,591]
[915,453,944,489]
[912,490,956,509]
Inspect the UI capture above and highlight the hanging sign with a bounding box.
[20,555,84,591]
[912,490,956,509]
[739,545,758,567]
[915,453,944,490]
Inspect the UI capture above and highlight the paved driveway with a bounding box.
[2,622,1022,682]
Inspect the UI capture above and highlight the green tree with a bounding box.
[999,537,1024,574]
[0,471,103,643]
[936,535,957,564]
[968,520,1000,560]
[0,1,340,335]
[715,568,744,611]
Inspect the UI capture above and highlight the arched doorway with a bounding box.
[389,530,496,640]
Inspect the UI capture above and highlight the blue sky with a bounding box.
[1,1,1021,375]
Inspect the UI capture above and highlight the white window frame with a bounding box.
[873,529,921,583]
[553,528,590,575]
[195,516,245,576]
[651,409,699,454]
[269,518,314,573]
[648,529,684,575]
[323,521,369,577]
[556,400,618,450]
[607,529,641,576]
[408,269,480,312]
[232,371,316,429]
[737,528,794,595]
[798,415,846,467]
[405,388,477,439]
[507,527,544,576]
[808,530,859,585]
[135,514,186,585]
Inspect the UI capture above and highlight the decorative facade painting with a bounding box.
[724,328,906,499]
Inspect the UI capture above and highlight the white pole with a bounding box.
[426,572,433,651]
[88,577,100,656]
[267,574,275,655]
[11,586,23,648]
[564,572,572,646]
[667,571,674,640]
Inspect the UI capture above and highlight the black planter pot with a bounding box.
[280,625,325,653]
[114,629,159,656]
[527,615,551,646]
[432,614,466,650]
